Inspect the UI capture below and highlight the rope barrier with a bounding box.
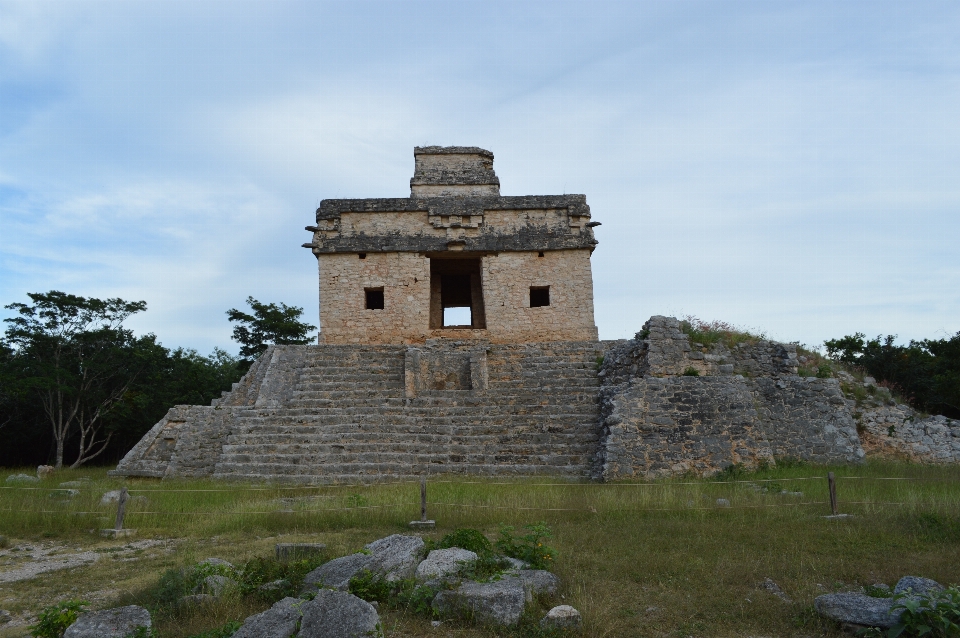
[2,474,952,493]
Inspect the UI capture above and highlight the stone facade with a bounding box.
[304,147,599,344]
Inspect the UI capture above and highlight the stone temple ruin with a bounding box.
[118,145,943,483]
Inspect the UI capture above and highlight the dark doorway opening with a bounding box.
[430,257,486,329]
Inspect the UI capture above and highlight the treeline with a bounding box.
[825,332,960,419]
[0,292,314,469]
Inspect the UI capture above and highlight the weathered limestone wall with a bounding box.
[318,249,597,344]
[319,252,431,344]
[859,405,960,463]
[597,316,865,479]
[599,376,774,478]
[480,250,598,343]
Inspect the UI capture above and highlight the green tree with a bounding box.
[3,291,151,468]
[226,297,316,364]
[825,331,960,418]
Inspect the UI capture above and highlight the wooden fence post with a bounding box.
[827,472,838,516]
[420,476,427,522]
[115,487,129,530]
[409,475,435,529]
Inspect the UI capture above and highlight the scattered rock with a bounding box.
[5,474,39,484]
[433,577,527,626]
[716,498,731,507]
[814,593,896,629]
[894,576,943,597]
[63,605,151,638]
[36,465,55,479]
[59,481,88,488]
[515,569,560,601]
[415,548,478,582]
[759,577,792,602]
[197,575,237,596]
[540,604,582,629]
[232,596,302,638]
[364,534,425,581]
[0,609,11,624]
[276,542,326,561]
[49,489,80,499]
[303,553,374,592]
[298,589,380,638]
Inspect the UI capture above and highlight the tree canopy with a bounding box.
[226,297,316,364]
[825,332,960,418]
[1,291,243,468]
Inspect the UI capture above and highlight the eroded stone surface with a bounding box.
[303,553,374,592]
[433,577,526,626]
[814,593,896,629]
[364,534,425,581]
[415,547,477,582]
[232,597,302,638]
[298,589,380,638]
[63,605,151,638]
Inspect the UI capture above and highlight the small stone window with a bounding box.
[365,287,384,310]
[530,286,550,308]
[358,253,366,259]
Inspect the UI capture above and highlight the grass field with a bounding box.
[1,461,960,637]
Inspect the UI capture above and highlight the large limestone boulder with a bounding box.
[5,474,39,484]
[232,597,302,638]
[364,534,425,581]
[814,593,896,629]
[63,605,151,638]
[303,553,374,592]
[433,577,526,626]
[515,569,560,601]
[415,548,478,582]
[298,589,380,638]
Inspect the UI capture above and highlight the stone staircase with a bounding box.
[208,342,605,482]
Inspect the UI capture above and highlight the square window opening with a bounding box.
[530,286,550,308]
[365,287,384,310]
[358,253,366,259]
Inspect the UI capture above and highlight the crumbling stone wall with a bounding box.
[858,405,960,463]
[597,316,864,479]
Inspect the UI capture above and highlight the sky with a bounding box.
[1,0,959,355]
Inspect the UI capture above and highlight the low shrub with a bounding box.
[496,523,557,570]
[888,585,960,637]
[429,528,493,555]
[30,600,88,638]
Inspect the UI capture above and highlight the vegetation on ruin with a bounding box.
[678,315,766,350]
[2,461,960,637]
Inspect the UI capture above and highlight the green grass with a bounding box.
[2,462,960,637]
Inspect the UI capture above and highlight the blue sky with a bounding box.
[1,0,958,354]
